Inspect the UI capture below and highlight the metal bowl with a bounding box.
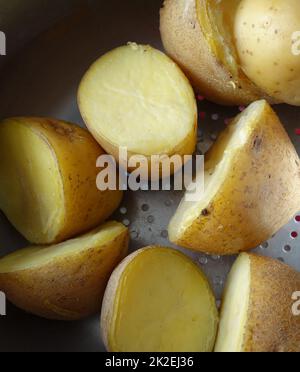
[0,0,299,352]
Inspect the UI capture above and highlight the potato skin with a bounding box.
[101,248,144,351]
[243,254,300,352]
[0,118,123,244]
[235,0,300,106]
[0,228,129,321]
[172,102,300,254]
[160,0,267,105]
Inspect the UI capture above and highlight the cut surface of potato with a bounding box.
[0,117,123,244]
[215,253,300,352]
[101,247,218,352]
[0,221,129,320]
[78,43,197,166]
[214,254,250,352]
[197,0,243,79]
[169,100,300,254]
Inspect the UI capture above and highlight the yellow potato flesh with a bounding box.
[214,254,251,352]
[169,100,264,242]
[108,248,218,352]
[0,121,64,243]
[78,43,197,156]
[235,0,300,105]
[197,0,242,79]
[0,221,125,273]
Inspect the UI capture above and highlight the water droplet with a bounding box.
[147,215,155,224]
[164,200,172,207]
[212,114,219,121]
[141,204,149,212]
[211,255,221,261]
[261,242,269,249]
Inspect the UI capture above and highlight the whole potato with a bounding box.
[235,0,300,105]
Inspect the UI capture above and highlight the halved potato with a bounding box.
[0,221,129,321]
[160,0,270,105]
[169,100,300,255]
[78,43,197,175]
[235,0,300,105]
[101,247,218,352]
[0,117,123,244]
[215,253,300,352]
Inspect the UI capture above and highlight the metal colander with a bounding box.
[0,0,299,352]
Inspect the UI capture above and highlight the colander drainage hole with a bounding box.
[141,204,149,212]
[122,219,130,227]
[283,245,292,253]
[120,207,127,215]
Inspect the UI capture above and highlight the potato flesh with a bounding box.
[78,43,197,156]
[169,100,265,242]
[197,0,242,79]
[214,254,251,352]
[0,222,126,273]
[0,121,64,243]
[108,248,218,352]
[235,0,300,105]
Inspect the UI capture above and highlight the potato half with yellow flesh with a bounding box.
[0,221,129,321]
[101,247,218,352]
[235,0,300,106]
[160,0,271,105]
[0,117,123,244]
[215,253,300,352]
[78,43,197,175]
[169,100,300,255]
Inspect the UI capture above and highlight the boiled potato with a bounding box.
[161,0,300,106]
[0,221,129,321]
[78,43,197,176]
[0,117,123,244]
[235,0,300,105]
[215,253,300,352]
[169,100,300,255]
[160,0,269,105]
[101,247,218,352]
